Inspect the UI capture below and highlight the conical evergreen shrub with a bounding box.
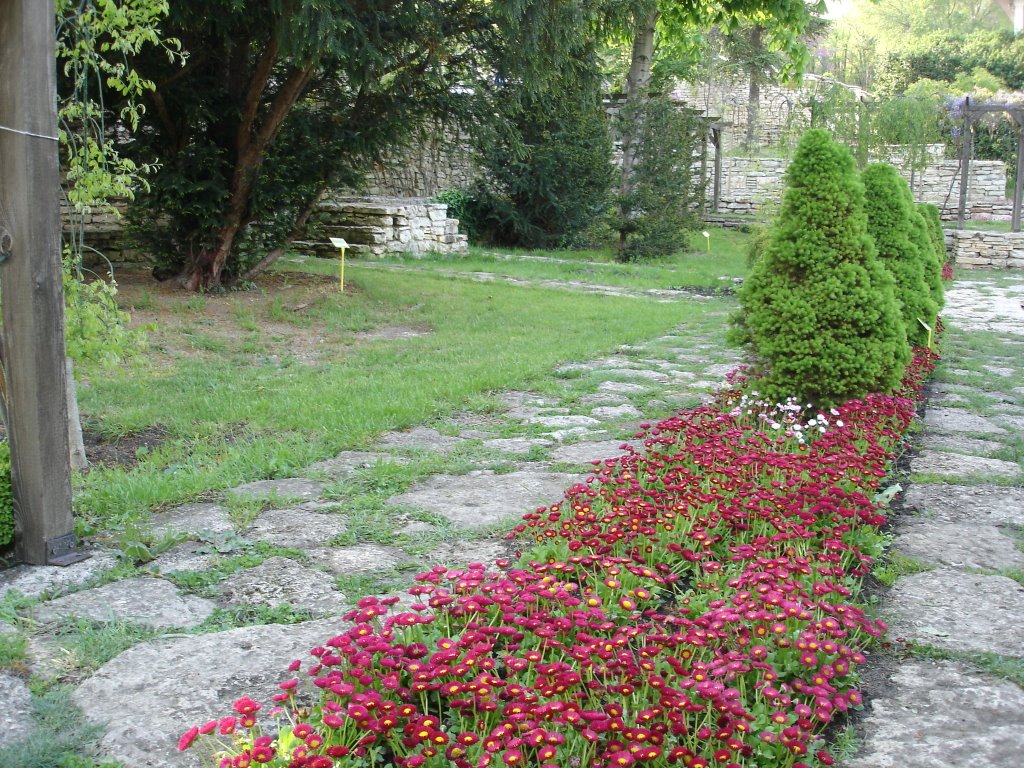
[729,129,910,408]
[916,202,947,307]
[861,163,936,347]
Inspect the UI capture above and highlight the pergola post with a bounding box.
[0,0,77,565]
[1012,113,1023,234]
[956,100,973,230]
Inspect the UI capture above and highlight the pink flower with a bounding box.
[177,726,199,751]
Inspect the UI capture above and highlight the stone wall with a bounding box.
[672,74,869,151]
[61,201,141,267]
[356,124,476,199]
[945,229,1024,270]
[299,196,467,258]
[711,155,1009,220]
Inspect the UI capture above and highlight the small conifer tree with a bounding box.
[861,163,936,347]
[916,202,948,306]
[729,129,910,407]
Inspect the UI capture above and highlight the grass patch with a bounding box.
[874,551,933,587]
[0,685,119,768]
[300,225,750,291]
[903,641,1024,687]
[0,629,28,672]
[195,604,317,632]
[77,267,720,529]
[43,618,160,682]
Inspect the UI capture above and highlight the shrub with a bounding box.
[615,95,702,261]
[730,129,910,407]
[861,163,937,347]
[910,201,945,313]
[468,80,613,249]
[0,442,12,549]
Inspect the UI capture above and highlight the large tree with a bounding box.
[614,1,819,241]
[121,0,504,290]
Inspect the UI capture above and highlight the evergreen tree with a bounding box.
[910,197,945,313]
[861,163,936,347]
[730,129,910,407]
[918,202,949,279]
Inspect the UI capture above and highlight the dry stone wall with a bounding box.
[712,156,1008,219]
[355,125,476,199]
[300,196,467,257]
[945,229,1024,270]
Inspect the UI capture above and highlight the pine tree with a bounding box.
[861,163,936,347]
[730,129,910,407]
[914,202,946,311]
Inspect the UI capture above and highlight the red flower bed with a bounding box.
[182,348,938,768]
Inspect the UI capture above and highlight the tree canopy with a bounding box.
[110,0,826,289]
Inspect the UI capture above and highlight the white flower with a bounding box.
[836,420,844,427]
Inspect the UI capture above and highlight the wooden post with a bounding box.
[1012,112,1023,234]
[957,99,972,230]
[712,126,723,214]
[0,0,77,565]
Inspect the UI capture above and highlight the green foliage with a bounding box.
[875,30,1024,96]
[433,190,482,245]
[615,95,702,261]
[63,260,146,367]
[56,0,174,214]
[918,203,948,265]
[730,129,910,407]
[861,163,937,347]
[0,442,12,549]
[467,78,613,248]
[910,202,945,315]
[121,0,565,287]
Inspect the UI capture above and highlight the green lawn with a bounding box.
[315,225,752,291]
[78,255,746,529]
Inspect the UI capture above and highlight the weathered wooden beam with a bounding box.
[1014,121,1023,234]
[957,99,972,231]
[0,0,76,565]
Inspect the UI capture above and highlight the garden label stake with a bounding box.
[330,237,349,292]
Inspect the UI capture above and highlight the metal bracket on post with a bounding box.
[0,227,12,264]
[45,533,90,566]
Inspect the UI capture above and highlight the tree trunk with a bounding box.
[618,5,659,257]
[176,59,315,291]
[745,27,763,152]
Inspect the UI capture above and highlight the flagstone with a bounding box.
[228,477,324,501]
[74,619,343,767]
[923,407,1008,435]
[149,503,235,538]
[910,450,1020,479]
[33,577,215,630]
[306,544,403,575]
[904,484,1024,527]
[217,557,346,615]
[885,569,1024,657]
[388,470,575,529]
[245,505,348,549]
[895,522,1024,572]
[0,551,117,600]
[845,661,1024,768]
[549,440,640,465]
[0,672,33,748]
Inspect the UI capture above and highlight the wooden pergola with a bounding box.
[956,96,1024,232]
[0,1,77,565]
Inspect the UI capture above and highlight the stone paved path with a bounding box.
[2,273,1022,767]
[844,274,1024,768]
